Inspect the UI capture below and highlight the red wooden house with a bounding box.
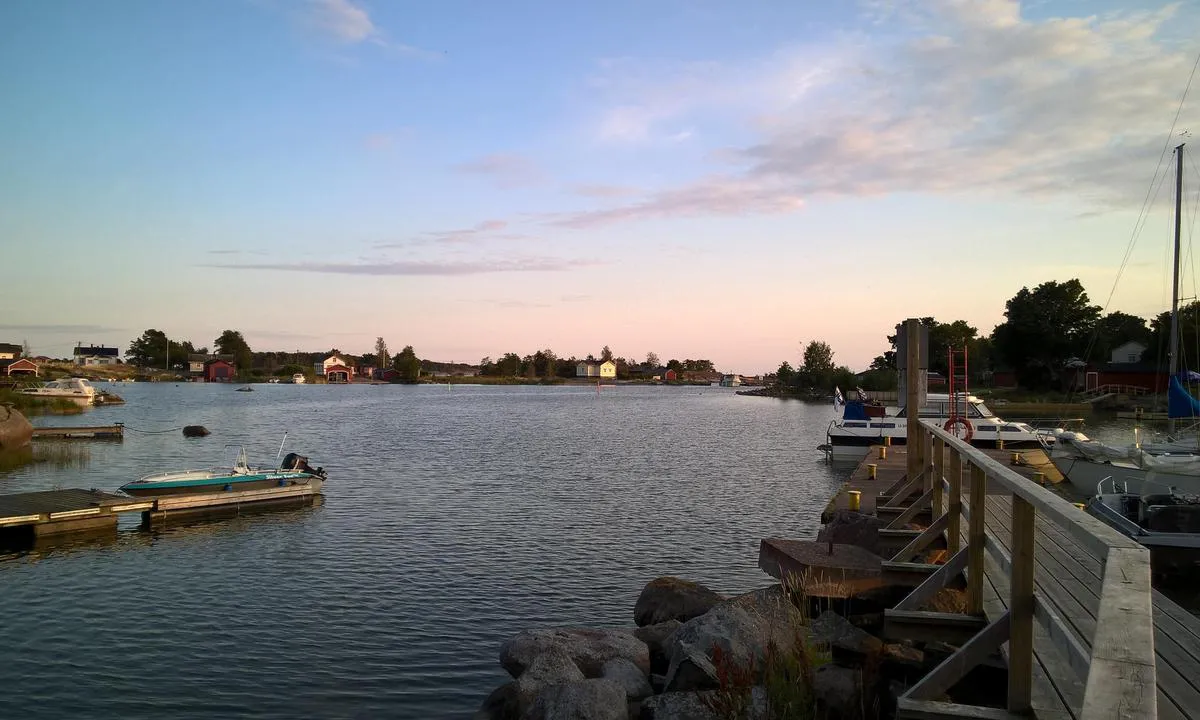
[1,358,38,376]
[325,365,351,383]
[203,359,235,382]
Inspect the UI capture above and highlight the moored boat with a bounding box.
[19,378,96,406]
[119,448,326,497]
[291,373,306,384]
[824,393,1070,461]
[1087,478,1200,578]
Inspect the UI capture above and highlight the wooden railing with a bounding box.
[1080,383,1152,398]
[880,419,1157,719]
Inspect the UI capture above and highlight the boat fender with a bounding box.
[943,417,974,441]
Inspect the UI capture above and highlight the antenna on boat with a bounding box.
[275,432,289,461]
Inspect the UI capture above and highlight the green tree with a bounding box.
[375,337,390,369]
[214,330,253,373]
[1093,311,1151,362]
[1149,301,1200,369]
[600,345,613,362]
[393,345,421,381]
[645,351,660,368]
[666,359,683,371]
[798,340,837,389]
[776,361,796,389]
[127,329,169,367]
[497,352,522,376]
[992,279,1101,389]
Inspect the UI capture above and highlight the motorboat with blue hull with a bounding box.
[119,449,326,498]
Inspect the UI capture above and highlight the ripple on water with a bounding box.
[1,384,849,718]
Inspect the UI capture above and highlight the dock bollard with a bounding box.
[997,438,1005,450]
[868,464,877,480]
[1033,472,1045,486]
[1074,502,1086,510]
[848,490,862,512]
[883,436,891,447]
[1010,452,1022,465]
[878,446,888,460]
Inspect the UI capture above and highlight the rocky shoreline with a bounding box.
[474,561,978,720]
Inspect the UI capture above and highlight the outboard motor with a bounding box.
[282,452,327,479]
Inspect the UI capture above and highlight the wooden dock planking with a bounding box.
[31,425,124,440]
[0,489,132,523]
[983,492,1200,720]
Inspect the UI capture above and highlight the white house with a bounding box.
[315,354,355,378]
[576,360,617,379]
[74,344,120,365]
[1110,341,1147,365]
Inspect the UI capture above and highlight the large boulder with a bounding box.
[600,658,653,701]
[663,585,805,692]
[0,405,33,450]
[182,425,210,438]
[516,648,586,714]
[521,678,627,720]
[634,577,724,627]
[639,691,721,720]
[813,665,863,720]
[817,510,884,555]
[633,620,680,675]
[501,629,650,678]
[809,610,882,664]
[475,681,519,720]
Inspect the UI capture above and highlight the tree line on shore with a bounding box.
[117,331,718,383]
[774,278,1177,395]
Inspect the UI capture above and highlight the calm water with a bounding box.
[0,383,852,719]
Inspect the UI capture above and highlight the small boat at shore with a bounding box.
[119,446,326,497]
[1087,478,1200,578]
[19,378,96,406]
[291,373,306,384]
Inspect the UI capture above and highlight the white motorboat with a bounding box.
[1087,478,1200,578]
[823,393,1068,462]
[291,373,306,384]
[19,378,96,406]
[1048,430,1200,496]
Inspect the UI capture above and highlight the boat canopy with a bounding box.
[842,401,870,421]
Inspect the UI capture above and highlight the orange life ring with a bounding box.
[943,417,974,441]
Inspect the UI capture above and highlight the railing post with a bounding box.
[1009,495,1035,712]
[932,435,945,517]
[948,448,962,553]
[966,463,986,614]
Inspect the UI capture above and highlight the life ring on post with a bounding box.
[943,417,974,442]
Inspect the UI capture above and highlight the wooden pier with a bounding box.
[31,424,124,440]
[0,484,320,540]
[761,319,1194,719]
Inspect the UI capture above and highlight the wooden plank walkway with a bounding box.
[31,424,124,439]
[983,489,1200,720]
[848,442,1200,718]
[0,489,142,524]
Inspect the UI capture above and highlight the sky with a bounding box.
[2,0,1200,373]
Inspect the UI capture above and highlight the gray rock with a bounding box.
[601,658,653,701]
[475,681,520,720]
[0,405,33,450]
[502,628,650,679]
[633,620,680,674]
[521,678,628,720]
[813,664,862,719]
[638,691,721,720]
[663,585,805,692]
[182,425,210,438]
[516,648,586,714]
[817,509,884,555]
[634,577,724,627]
[809,610,883,662]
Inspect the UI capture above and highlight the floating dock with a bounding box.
[32,424,125,440]
[0,483,320,541]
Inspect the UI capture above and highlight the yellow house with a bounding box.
[576,360,617,378]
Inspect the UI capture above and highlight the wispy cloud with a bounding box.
[0,324,126,334]
[375,219,512,248]
[301,0,438,59]
[571,184,642,199]
[563,1,1198,224]
[204,257,599,276]
[454,153,543,189]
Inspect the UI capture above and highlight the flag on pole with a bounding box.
[833,386,845,410]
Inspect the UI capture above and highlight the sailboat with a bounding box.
[1050,143,1200,496]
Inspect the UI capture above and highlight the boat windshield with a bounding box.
[896,401,991,418]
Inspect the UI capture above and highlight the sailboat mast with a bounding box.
[1170,143,1185,434]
